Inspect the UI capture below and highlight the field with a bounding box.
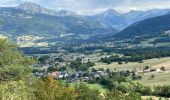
[86,83,108,92]
[93,57,170,86]
[142,96,170,100]
[94,57,170,71]
[135,71,170,86]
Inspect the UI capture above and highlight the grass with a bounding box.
[135,71,170,86]
[142,96,169,100]
[94,57,170,71]
[86,83,108,92]
[94,57,170,86]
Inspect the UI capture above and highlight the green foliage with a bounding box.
[117,82,131,93]
[0,39,37,99]
[153,85,170,97]
[0,79,36,100]
[0,39,36,83]
[132,82,152,95]
[70,58,95,71]
[75,83,102,100]
[38,55,50,63]
[104,90,142,100]
[100,78,118,90]
[35,75,78,100]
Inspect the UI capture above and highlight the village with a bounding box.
[34,54,169,83]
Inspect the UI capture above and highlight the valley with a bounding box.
[0,1,170,100]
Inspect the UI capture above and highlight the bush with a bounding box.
[153,85,170,97]
[117,82,131,93]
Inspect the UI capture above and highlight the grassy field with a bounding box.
[135,71,170,86]
[94,57,170,86]
[86,83,108,92]
[94,57,170,71]
[142,96,170,100]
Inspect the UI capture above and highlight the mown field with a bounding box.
[94,57,170,71]
[135,71,170,86]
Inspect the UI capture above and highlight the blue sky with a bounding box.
[1,0,170,15]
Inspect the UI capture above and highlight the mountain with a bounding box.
[0,3,116,41]
[88,9,170,30]
[17,2,57,16]
[115,14,170,39]
[17,2,77,16]
[123,9,170,24]
[0,2,170,45]
[56,10,77,17]
[0,8,115,36]
[87,9,127,30]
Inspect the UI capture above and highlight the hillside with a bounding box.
[115,14,170,40]
[0,3,116,41]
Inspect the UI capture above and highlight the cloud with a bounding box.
[0,0,170,15]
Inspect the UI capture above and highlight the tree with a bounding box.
[38,55,50,63]
[104,90,124,100]
[0,39,36,83]
[126,92,142,100]
[144,66,150,70]
[151,74,155,79]
[35,75,60,100]
[56,86,78,100]
[117,82,131,93]
[35,75,78,100]
[118,61,123,64]
[106,68,111,73]
[91,68,97,72]
[75,83,102,100]
[160,66,166,71]
[104,90,140,100]
[0,39,36,99]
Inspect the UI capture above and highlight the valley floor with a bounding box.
[94,57,170,86]
[94,57,170,71]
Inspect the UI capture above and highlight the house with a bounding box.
[35,72,44,76]
[82,58,90,63]
[60,71,69,79]
[93,73,101,79]
[82,77,89,82]
[156,68,161,72]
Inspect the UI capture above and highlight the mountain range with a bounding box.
[0,2,170,43]
[88,8,170,30]
[0,2,115,39]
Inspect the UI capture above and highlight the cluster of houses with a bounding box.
[35,53,91,69]
[35,70,110,83]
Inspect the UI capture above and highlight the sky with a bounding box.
[1,0,170,15]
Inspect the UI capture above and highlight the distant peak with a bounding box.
[104,9,120,14]
[18,2,40,9]
[17,2,59,16]
[17,2,77,16]
[17,2,44,13]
